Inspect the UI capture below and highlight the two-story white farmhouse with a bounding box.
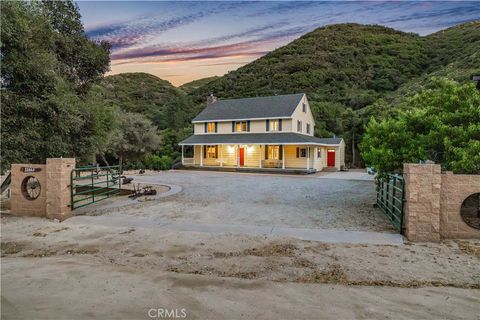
[179,93,345,173]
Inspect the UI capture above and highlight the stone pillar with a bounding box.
[403,163,442,241]
[46,158,75,221]
[10,164,47,217]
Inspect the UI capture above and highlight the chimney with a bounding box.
[207,93,217,106]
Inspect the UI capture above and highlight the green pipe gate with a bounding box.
[376,174,405,232]
[70,165,122,210]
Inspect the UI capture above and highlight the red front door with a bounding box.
[239,147,245,166]
[327,150,335,167]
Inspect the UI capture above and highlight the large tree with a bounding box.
[0,1,111,171]
[360,78,480,174]
[108,113,162,169]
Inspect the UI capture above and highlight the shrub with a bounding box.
[144,155,173,171]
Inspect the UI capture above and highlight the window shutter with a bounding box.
[215,122,218,132]
[279,119,282,131]
[204,122,207,133]
[232,121,235,132]
[296,147,299,158]
[279,145,283,160]
[247,120,250,132]
[266,119,270,131]
[203,145,206,158]
[215,146,218,158]
[265,145,268,160]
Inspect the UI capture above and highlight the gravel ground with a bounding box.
[116,170,395,232]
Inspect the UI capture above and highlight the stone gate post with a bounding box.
[46,158,76,221]
[403,163,442,241]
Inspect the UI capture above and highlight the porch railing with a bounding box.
[182,158,194,165]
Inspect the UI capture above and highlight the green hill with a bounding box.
[180,76,219,94]
[189,24,430,108]
[189,22,480,166]
[92,72,196,130]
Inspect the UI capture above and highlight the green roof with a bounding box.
[192,93,305,122]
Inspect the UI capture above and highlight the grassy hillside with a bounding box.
[189,22,480,166]
[190,24,429,108]
[92,72,196,130]
[367,21,480,115]
[180,76,219,94]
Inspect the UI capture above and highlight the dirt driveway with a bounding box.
[115,170,394,232]
[2,170,480,319]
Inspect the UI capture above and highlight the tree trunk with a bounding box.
[119,156,123,173]
[98,152,111,167]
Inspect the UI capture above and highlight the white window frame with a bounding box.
[207,122,215,133]
[268,145,280,160]
[297,120,302,132]
[300,147,307,158]
[270,119,279,131]
[206,145,217,159]
[235,121,247,132]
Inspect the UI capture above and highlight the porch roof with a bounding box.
[179,133,342,146]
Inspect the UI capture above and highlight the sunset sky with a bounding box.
[78,1,480,86]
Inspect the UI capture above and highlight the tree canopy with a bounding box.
[360,78,480,174]
[0,1,111,170]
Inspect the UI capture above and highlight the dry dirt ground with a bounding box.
[1,215,479,319]
[1,171,479,319]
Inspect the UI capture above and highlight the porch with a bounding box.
[181,144,338,172]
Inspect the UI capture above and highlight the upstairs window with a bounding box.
[235,121,247,132]
[207,122,216,133]
[306,123,311,134]
[270,120,279,131]
[302,103,306,113]
[297,120,302,132]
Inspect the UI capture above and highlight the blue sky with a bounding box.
[77,1,480,85]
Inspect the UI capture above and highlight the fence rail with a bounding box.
[377,173,405,232]
[70,165,121,210]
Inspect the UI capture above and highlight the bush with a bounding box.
[144,155,173,171]
[122,160,144,171]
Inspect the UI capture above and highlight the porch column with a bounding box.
[220,145,223,167]
[237,145,240,168]
[306,146,310,170]
[200,145,203,167]
[282,145,285,169]
[259,145,262,168]
[313,146,317,170]
[181,145,184,165]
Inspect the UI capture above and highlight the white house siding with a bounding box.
[242,145,260,167]
[194,119,294,135]
[284,145,312,169]
[220,145,237,166]
[290,95,315,136]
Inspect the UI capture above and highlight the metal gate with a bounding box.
[70,165,121,210]
[377,174,405,232]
